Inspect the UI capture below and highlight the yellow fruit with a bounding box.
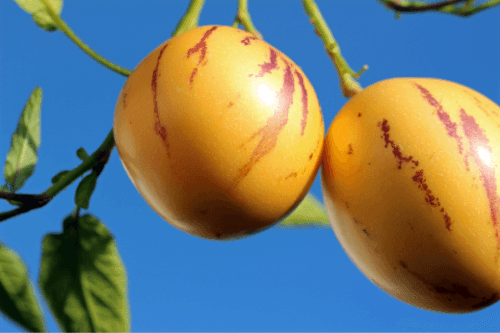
[114,25,324,240]
[321,78,500,313]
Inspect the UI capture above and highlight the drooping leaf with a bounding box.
[4,87,42,193]
[75,172,98,210]
[0,242,46,332]
[278,193,330,228]
[13,0,63,31]
[51,170,70,184]
[39,214,130,332]
[76,147,89,161]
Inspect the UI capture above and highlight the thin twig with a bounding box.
[380,0,500,16]
[301,0,367,98]
[0,192,50,207]
[382,0,466,11]
[39,0,131,76]
[0,130,115,222]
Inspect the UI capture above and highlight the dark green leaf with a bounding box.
[13,0,63,32]
[278,193,330,228]
[76,148,89,161]
[39,214,130,332]
[4,87,42,193]
[75,172,98,210]
[51,170,70,184]
[0,242,46,332]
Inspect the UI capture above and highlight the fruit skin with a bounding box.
[114,25,324,240]
[321,78,500,313]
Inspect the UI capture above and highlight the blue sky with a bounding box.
[1,1,500,331]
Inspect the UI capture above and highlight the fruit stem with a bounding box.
[232,0,263,39]
[38,0,131,77]
[301,0,367,98]
[172,0,206,37]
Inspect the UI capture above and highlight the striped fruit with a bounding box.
[321,78,500,312]
[114,25,324,240]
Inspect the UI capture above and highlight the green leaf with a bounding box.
[13,0,63,31]
[51,170,70,184]
[0,242,46,332]
[75,172,98,210]
[39,214,130,332]
[4,87,42,193]
[278,193,330,228]
[76,147,89,161]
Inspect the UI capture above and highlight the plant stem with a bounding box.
[39,0,131,77]
[0,130,115,222]
[301,0,367,98]
[172,0,206,37]
[45,130,115,197]
[381,0,467,11]
[379,0,500,16]
[233,0,263,39]
[1,2,134,222]
[0,1,127,222]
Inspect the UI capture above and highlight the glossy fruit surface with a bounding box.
[321,77,500,312]
[114,25,324,240]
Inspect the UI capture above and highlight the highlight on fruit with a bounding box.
[321,77,500,313]
[113,25,324,240]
